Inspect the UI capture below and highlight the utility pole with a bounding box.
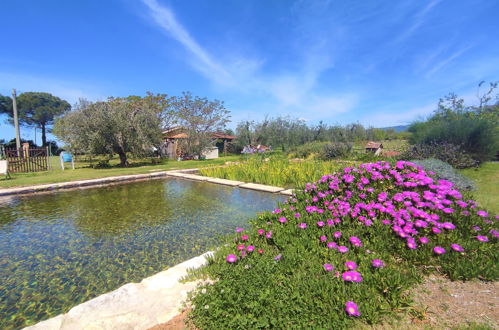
[12,89,21,150]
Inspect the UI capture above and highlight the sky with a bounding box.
[1,0,498,144]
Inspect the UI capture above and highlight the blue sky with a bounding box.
[1,0,498,144]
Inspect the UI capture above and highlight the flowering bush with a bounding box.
[188,161,497,328]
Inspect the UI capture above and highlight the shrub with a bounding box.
[400,142,478,169]
[288,141,330,159]
[189,161,497,328]
[321,142,353,160]
[92,159,111,169]
[411,158,475,191]
[409,115,498,164]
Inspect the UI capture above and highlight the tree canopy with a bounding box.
[54,93,169,166]
[172,92,230,158]
[0,92,71,147]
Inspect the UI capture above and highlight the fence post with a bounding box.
[46,146,51,171]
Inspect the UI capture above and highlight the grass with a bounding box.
[200,157,360,188]
[0,155,241,189]
[460,162,499,215]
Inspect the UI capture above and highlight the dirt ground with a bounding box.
[150,275,498,329]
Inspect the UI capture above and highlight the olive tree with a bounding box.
[172,92,230,158]
[54,93,171,166]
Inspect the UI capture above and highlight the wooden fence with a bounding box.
[3,146,49,173]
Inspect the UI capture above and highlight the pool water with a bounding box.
[0,178,284,329]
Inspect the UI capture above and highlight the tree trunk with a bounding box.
[41,123,47,147]
[117,150,128,166]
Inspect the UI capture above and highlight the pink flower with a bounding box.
[237,244,245,251]
[337,246,349,254]
[477,210,489,217]
[317,221,325,227]
[235,227,244,233]
[258,249,264,254]
[419,237,429,244]
[320,235,327,242]
[345,261,357,270]
[372,259,385,268]
[257,229,265,236]
[432,227,442,234]
[433,246,446,255]
[294,213,301,218]
[298,223,307,229]
[476,235,489,242]
[327,242,338,249]
[342,271,363,282]
[333,231,342,239]
[241,235,248,241]
[323,264,334,271]
[442,222,456,230]
[265,231,272,239]
[278,217,287,223]
[226,254,237,263]
[450,244,464,252]
[345,301,361,317]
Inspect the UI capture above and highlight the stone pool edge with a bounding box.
[24,251,214,330]
[0,170,295,197]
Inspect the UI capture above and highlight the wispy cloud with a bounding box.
[142,0,231,84]
[424,45,472,78]
[394,0,442,43]
[140,0,357,121]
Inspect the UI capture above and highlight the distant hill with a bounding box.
[378,125,409,132]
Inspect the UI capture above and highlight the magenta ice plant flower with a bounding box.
[372,259,385,268]
[226,254,237,263]
[323,264,334,272]
[345,301,361,317]
[337,246,349,254]
[345,261,357,270]
[278,217,287,223]
[333,231,342,239]
[327,242,338,249]
[235,227,244,233]
[433,246,446,255]
[342,271,363,282]
[419,237,429,244]
[450,244,464,252]
[476,235,489,242]
[298,223,307,229]
[477,210,489,217]
[257,229,265,236]
[320,235,327,242]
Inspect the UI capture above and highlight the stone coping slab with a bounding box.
[206,178,245,186]
[280,189,295,196]
[25,251,214,330]
[239,182,285,193]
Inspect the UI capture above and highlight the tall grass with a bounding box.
[200,157,359,188]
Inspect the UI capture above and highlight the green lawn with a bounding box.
[460,162,499,215]
[0,155,241,189]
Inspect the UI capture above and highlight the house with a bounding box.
[161,127,235,159]
[365,141,383,156]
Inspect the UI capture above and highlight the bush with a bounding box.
[321,142,353,160]
[92,159,111,169]
[411,158,475,191]
[409,115,498,164]
[189,161,498,328]
[400,142,478,169]
[287,141,330,159]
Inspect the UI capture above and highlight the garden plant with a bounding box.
[188,160,498,329]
